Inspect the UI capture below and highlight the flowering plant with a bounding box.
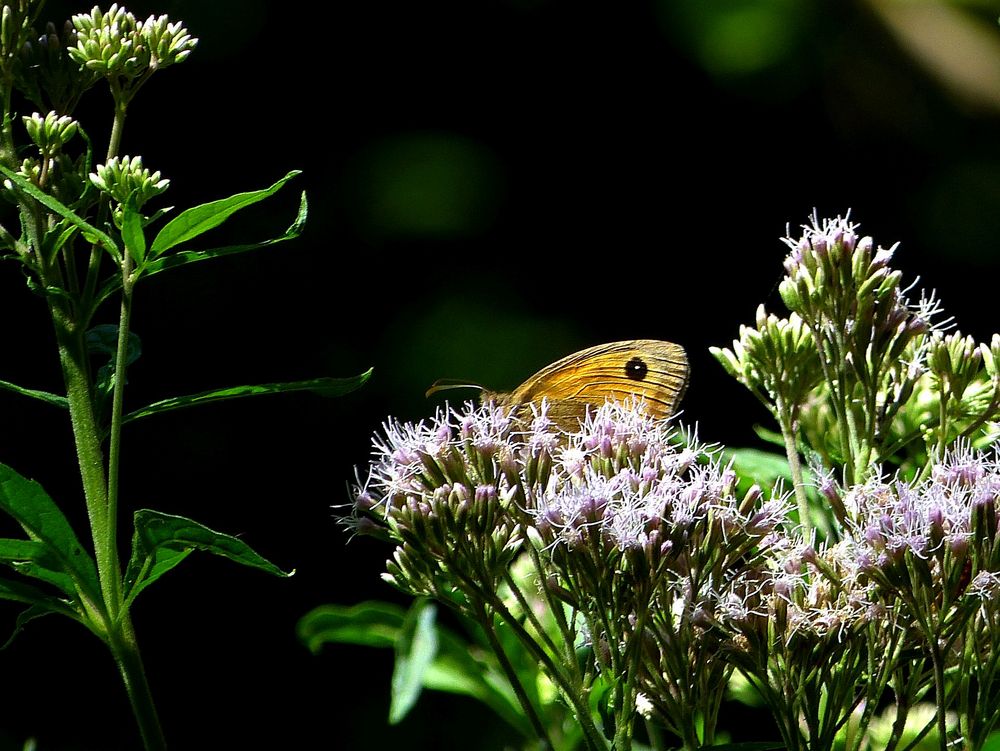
[307,213,1000,751]
[0,2,367,747]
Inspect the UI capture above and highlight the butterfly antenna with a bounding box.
[425,379,487,399]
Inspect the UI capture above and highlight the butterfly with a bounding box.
[429,340,689,431]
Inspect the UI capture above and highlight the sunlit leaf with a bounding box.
[148,171,301,257]
[0,164,120,259]
[121,370,372,426]
[389,599,438,724]
[123,509,292,606]
[0,464,100,601]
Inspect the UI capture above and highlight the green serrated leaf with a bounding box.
[0,163,120,260]
[123,509,292,607]
[121,370,372,426]
[390,599,439,725]
[297,601,406,653]
[0,379,67,409]
[0,464,101,603]
[148,170,301,257]
[704,743,786,751]
[121,192,146,265]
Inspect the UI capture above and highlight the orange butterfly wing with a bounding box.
[494,340,689,428]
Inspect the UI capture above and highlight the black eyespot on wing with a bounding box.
[624,356,648,381]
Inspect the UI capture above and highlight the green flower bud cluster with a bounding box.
[90,155,168,208]
[69,4,197,85]
[928,331,981,400]
[23,111,78,153]
[140,13,196,69]
[0,1,31,63]
[711,305,822,420]
[717,214,1000,489]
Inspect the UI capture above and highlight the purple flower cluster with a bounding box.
[846,443,1000,595]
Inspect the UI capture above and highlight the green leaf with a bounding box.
[95,191,307,307]
[121,192,146,264]
[86,324,142,405]
[0,538,76,594]
[982,731,1000,751]
[0,464,101,602]
[41,220,80,265]
[121,370,372,426]
[0,572,71,607]
[1,599,77,650]
[297,601,532,737]
[721,446,810,497]
[86,324,142,365]
[0,379,67,409]
[421,629,532,737]
[123,509,292,606]
[704,744,785,751]
[0,164,120,259]
[297,601,407,652]
[390,599,439,724]
[148,170,301,257]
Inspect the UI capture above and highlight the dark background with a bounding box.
[1,0,1000,748]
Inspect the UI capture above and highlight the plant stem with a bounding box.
[110,614,167,751]
[487,594,607,751]
[105,266,134,613]
[52,266,164,749]
[53,313,114,601]
[775,396,811,534]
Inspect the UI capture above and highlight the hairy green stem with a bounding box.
[110,616,166,751]
[54,315,113,596]
[775,396,811,534]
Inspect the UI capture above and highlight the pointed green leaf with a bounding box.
[149,171,301,257]
[121,192,146,264]
[0,573,70,606]
[297,601,532,737]
[421,630,532,737]
[0,379,67,409]
[390,599,438,724]
[96,191,306,307]
[1,599,79,650]
[0,164,120,259]
[0,538,76,595]
[0,464,100,602]
[297,601,406,652]
[123,509,292,607]
[41,220,80,265]
[121,370,372,426]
